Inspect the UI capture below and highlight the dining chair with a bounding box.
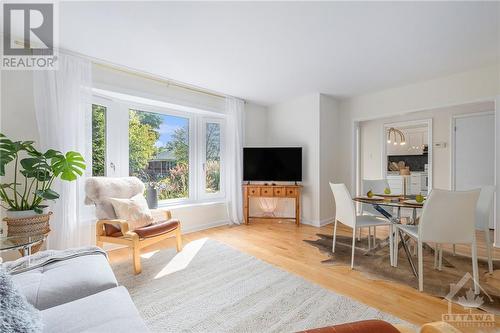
[362,179,390,248]
[450,185,496,274]
[330,183,393,269]
[476,185,496,274]
[394,189,480,293]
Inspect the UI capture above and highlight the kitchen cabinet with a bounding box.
[387,172,426,195]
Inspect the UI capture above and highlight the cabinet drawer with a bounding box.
[260,187,273,197]
[273,187,286,197]
[286,188,297,196]
[248,187,260,196]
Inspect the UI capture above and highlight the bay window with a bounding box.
[91,93,225,206]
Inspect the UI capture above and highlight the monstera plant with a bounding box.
[0,133,86,214]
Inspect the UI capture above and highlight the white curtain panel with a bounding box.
[33,53,93,249]
[225,97,244,225]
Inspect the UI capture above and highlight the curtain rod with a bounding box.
[13,39,243,102]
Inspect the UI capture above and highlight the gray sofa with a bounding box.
[11,253,148,332]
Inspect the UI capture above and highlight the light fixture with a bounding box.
[386,127,406,146]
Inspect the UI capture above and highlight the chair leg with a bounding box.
[434,244,438,269]
[418,241,424,292]
[471,240,480,295]
[367,227,372,250]
[176,228,183,252]
[438,245,443,271]
[357,228,361,241]
[133,245,142,274]
[394,228,399,267]
[485,228,493,274]
[373,227,377,247]
[332,219,338,253]
[452,244,456,256]
[351,227,356,269]
[389,225,394,267]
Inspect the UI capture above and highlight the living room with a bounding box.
[1,2,499,332]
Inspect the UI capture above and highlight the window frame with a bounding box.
[198,117,225,200]
[91,93,226,207]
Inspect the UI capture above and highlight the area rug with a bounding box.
[304,233,500,314]
[112,238,409,333]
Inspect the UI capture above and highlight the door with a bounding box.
[454,112,495,228]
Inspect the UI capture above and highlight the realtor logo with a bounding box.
[2,2,58,69]
[442,272,495,328]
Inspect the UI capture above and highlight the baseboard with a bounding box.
[181,219,230,234]
[301,217,334,228]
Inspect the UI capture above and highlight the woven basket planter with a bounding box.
[4,211,52,255]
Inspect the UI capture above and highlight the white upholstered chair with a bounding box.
[475,185,495,274]
[394,189,480,293]
[362,179,390,247]
[330,183,392,269]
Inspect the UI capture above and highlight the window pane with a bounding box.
[92,104,106,176]
[129,109,189,200]
[205,122,221,193]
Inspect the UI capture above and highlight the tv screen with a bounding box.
[243,147,302,182]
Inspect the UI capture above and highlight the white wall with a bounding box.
[359,101,494,190]
[244,102,268,146]
[319,94,339,222]
[267,93,321,223]
[0,67,269,240]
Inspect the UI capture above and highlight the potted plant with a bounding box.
[0,133,86,248]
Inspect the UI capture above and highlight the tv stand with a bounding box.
[243,184,302,225]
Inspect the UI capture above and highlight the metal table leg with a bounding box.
[373,204,418,277]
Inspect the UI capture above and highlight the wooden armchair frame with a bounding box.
[96,210,182,274]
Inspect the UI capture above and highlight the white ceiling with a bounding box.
[60,2,499,105]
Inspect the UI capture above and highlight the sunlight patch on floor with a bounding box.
[141,250,160,259]
[154,237,208,279]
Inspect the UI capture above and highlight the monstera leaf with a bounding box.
[51,151,86,181]
[0,134,16,176]
[0,134,36,176]
[35,189,60,200]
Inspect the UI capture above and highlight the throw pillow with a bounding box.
[0,268,43,333]
[108,193,154,231]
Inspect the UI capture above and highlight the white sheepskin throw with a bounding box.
[84,177,145,219]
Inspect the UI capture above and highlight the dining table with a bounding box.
[352,194,424,277]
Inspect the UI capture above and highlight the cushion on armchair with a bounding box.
[108,193,153,230]
[106,220,180,238]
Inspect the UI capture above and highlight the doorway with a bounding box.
[452,111,495,229]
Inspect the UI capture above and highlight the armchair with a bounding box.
[85,177,182,274]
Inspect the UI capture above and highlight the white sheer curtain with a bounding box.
[33,53,93,249]
[225,97,244,225]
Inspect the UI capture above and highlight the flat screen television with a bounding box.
[243,147,302,182]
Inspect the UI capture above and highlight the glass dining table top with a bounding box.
[0,234,45,251]
[352,195,424,208]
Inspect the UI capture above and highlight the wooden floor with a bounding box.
[108,219,500,331]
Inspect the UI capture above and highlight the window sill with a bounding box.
[157,199,226,210]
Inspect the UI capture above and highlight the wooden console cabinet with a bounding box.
[243,184,302,225]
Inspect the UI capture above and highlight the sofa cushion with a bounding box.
[12,254,118,310]
[0,268,42,333]
[41,286,149,333]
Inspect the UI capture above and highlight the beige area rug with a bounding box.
[112,238,410,333]
[304,233,500,314]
